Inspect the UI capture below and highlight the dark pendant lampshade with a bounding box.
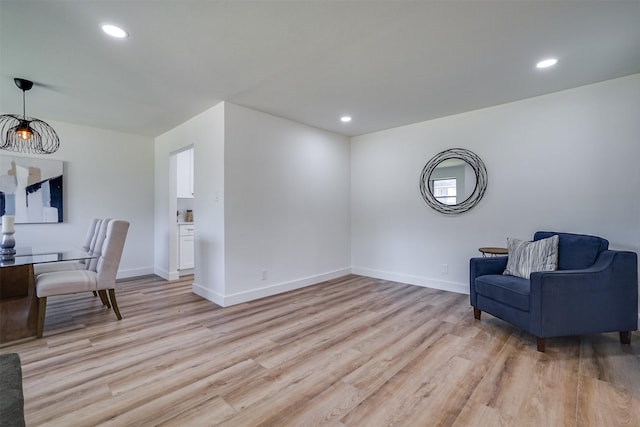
[0,78,60,154]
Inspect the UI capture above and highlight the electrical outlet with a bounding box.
[261,269,268,281]
[442,264,448,274]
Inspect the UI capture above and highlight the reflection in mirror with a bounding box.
[429,159,476,205]
[419,148,487,215]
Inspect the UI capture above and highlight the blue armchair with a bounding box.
[470,231,638,351]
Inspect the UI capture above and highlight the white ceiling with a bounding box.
[1,1,639,138]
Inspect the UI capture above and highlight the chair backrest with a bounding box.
[82,218,100,252]
[534,231,609,270]
[96,220,130,290]
[78,218,101,265]
[87,219,111,271]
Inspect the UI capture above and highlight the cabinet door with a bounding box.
[179,235,195,270]
[176,149,193,198]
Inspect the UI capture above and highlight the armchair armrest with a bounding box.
[529,250,638,337]
[470,256,508,279]
[469,256,508,305]
[531,250,637,294]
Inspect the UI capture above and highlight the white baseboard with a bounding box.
[153,266,179,281]
[351,266,469,295]
[179,268,194,277]
[192,282,225,306]
[117,266,155,279]
[193,267,352,307]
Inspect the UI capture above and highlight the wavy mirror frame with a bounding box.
[419,148,488,214]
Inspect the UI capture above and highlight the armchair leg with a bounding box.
[37,297,47,338]
[108,289,122,320]
[620,331,631,345]
[537,337,546,352]
[473,307,481,320]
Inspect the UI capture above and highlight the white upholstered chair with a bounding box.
[35,219,130,337]
[34,218,111,304]
[33,218,103,276]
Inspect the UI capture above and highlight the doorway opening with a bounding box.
[170,146,194,278]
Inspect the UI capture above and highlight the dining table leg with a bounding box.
[0,265,38,344]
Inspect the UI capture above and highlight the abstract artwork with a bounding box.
[0,154,63,224]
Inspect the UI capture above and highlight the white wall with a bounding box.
[193,104,226,298]
[220,103,351,305]
[154,102,350,306]
[351,74,640,294]
[9,120,155,277]
[154,103,225,295]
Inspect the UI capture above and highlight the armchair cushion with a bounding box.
[504,235,558,279]
[475,274,530,311]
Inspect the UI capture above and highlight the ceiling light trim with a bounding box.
[101,24,129,39]
[536,58,558,69]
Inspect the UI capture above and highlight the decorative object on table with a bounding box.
[0,78,60,154]
[419,148,487,214]
[1,215,16,260]
[470,231,638,352]
[0,154,63,223]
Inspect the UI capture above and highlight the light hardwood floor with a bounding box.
[2,274,639,426]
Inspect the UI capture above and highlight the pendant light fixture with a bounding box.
[0,78,60,154]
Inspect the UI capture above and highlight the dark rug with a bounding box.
[0,353,25,427]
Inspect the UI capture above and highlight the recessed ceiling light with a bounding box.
[536,58,558,69]
[340,116,352,123]
[101,24,129,39]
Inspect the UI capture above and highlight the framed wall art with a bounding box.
[0,154,64,224]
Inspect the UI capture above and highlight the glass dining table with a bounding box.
[0,246,96,344]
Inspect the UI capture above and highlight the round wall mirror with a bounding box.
[419,148,487,214]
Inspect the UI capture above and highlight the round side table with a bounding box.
[478,247,508,257]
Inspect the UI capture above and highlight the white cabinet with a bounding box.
[176,148,194,198]
[179,224,194,270]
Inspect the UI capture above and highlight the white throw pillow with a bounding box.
[503,235,559,279]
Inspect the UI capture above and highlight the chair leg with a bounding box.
[97,290,111,308]
[620,331,631,345]
[108,289,122,320]
[473,307,481,320]
[537,337,546,352]
[37,297,47,338]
